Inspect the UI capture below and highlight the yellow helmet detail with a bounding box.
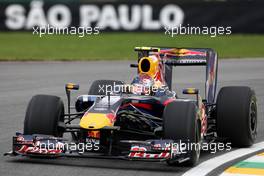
[138,56,159,78]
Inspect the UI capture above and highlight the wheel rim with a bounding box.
[249,100,257,140]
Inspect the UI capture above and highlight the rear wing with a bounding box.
[134,47,218,103]
[135,47,209,66]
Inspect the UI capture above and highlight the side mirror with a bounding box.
[65,83,79,119]
[65,83,79,90]
[130,64,138,68]
[182,88,199,106]
[182,88,199,95]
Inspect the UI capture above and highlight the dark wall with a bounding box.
[0,0,263,33]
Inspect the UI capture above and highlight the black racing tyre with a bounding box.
[163,101,200,166]
[88,80,124,95]
[24,95,65,137]
[216,86,257,147]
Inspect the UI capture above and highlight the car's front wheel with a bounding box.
[163,101,200,166]
[24,95,65,137]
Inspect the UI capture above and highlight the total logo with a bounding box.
[5,0,185,31]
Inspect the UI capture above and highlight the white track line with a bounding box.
[244,155,264,163]
[182,141,264,176]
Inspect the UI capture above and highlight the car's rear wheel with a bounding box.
[216,86,257,147]
[24,95,65,137]
[88,80,124,95]
[163,101,200,166]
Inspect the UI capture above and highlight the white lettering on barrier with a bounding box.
[5,1,185,31]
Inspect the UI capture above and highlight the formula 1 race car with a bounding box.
[5,47,257,166]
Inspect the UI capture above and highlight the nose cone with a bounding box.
[80,113,112,129]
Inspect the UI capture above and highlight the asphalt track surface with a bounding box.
[0,59,263,176]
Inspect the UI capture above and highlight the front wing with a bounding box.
[5,133,192,163]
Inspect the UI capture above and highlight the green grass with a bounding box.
[0,32,263,61]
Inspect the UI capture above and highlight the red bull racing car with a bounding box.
[5,47,257,166]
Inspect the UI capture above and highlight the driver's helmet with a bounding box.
[131,73,154,95]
